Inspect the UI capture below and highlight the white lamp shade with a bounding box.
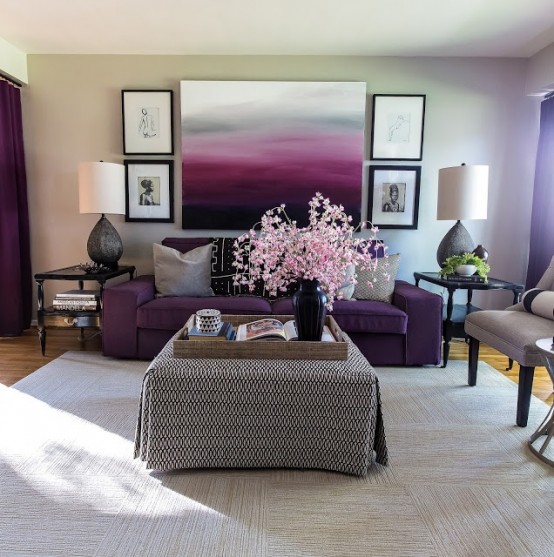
[437,164,489,221]
[78,161,125,215]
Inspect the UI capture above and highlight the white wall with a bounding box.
[526,42,554,95]
[0,36,27,84]
[22,55,539,308]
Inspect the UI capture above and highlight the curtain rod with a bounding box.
[0,73,23,88]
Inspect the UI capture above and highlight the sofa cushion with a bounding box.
[271,297,407,334]
[153,243,214,297]
[137,295,272,330]
[353,254,401,303]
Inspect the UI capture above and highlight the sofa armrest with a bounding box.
[102,274,156,358]
[393,280,443,365]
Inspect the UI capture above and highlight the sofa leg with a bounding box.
[516,366,535,427]
[468,336,480,386]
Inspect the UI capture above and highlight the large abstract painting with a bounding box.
[180,81,366,230]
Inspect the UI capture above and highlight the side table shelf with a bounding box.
[34,264,135,355]
[414,272,523,367]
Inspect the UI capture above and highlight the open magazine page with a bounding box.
[236,318,287,341]
[282,320,298,340]
[283,321,336,342]
[236,318,336,342]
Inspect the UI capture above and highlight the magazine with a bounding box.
[235,318,335,342]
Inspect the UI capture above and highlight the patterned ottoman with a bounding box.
[134,333,388,476]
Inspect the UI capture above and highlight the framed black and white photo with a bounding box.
[370,94,426,161]
[124,160,174,222]
[368,165,421,229]
[122,90,174,155]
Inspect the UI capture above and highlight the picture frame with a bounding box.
[370,94,426,161]
[124,160,174,222]
[122,90,174,155]
[367,165,421,229]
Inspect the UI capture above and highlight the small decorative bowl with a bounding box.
[195,309,222,333]
[455,264,477,276]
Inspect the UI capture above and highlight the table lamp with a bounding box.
[436,163,489,267]
[78,161,125,269]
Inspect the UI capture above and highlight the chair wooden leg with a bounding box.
[516,365,535,427]
[468,336,480,386]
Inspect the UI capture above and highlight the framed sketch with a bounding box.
[368,165,421,229]
[122,90,174,155]
[370,94,426,161]
[124,160,174,222]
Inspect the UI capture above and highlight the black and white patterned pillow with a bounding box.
[210,237,298,298]
[522,288,554,321]
[210,238,265,296]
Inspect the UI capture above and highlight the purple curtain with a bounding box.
[526,94,554,289]
[0,80,32,335]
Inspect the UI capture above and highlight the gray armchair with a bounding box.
[464,255,554,426]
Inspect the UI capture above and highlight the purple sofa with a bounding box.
[102,237,443,366]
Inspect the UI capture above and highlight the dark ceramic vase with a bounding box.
[472,244,489,263]
[292,279,328,341]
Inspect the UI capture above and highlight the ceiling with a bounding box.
[1,0,554,58]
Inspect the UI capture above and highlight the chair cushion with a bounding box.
[522,288,554,321]
[465,310,554,367]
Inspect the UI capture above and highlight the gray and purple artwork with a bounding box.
[180,81,366,230]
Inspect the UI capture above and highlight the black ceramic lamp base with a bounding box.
[87,214,123,269]
[436,220,474,267]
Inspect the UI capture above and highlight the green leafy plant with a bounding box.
[439,253,491,280]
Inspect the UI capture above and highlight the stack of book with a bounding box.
[445,274,485,283]
[187,321,235,341]
[53,289,100,311]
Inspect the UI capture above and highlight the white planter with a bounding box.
[455,264,477,276]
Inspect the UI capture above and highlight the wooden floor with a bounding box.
[0,329,552,406]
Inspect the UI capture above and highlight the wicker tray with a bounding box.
[172,314,348,360]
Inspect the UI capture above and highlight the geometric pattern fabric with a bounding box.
[353,253,401,303]
[134,333,388,475]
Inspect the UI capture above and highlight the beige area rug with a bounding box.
[0,352,552,557]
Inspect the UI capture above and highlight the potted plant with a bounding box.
[439,253,491,280]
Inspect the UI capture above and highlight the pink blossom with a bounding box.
[233,193,390,310]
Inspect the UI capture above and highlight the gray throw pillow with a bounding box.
[153,243,215,297]
[337,264,356,300]
[353,254,401,303]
